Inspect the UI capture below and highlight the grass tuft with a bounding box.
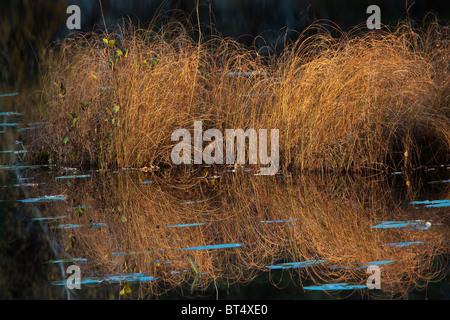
[26,18,449,172]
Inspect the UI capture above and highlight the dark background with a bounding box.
[0,0,449,90]
[69,0,449,36]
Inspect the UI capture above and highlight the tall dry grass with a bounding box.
[266,21,450,171]
[26,18,449,172]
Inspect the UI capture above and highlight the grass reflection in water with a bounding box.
[17,167,450,299]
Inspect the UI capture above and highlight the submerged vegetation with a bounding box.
[25,16,449,173]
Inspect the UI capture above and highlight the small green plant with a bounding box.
[74,205,84,216]
[80,101,91,110]
[65,234,76,251]
[103,38,116,48]
[120,284,132,295]
[188,255,200,293]
[116,49,129,59]
[67,112,78,128]
[53,81,67,97]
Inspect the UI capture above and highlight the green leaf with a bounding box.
[120,214,127,223]
[188,255,199,274]
[104,250,111,259]
[62,137,69,145]
[113,105,120,114]
[151,58,159,67]
[67,112,77,119]
[74,206,84,215]
[80,102,91,110]
[111,118,116,125]
[108,60,114,71]
[117,205,122,212]
[117,49,128,57]
[120,284,132,295]
[191,274,199,294]
[54,82,66,91]
[103,39,116,48]
[71,151,80,161]
[54,81,62,90]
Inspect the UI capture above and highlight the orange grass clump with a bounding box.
[26,19,449,172]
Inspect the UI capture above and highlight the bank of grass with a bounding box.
[26,19,449,172]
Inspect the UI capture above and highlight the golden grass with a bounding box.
[26,18,449,172]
